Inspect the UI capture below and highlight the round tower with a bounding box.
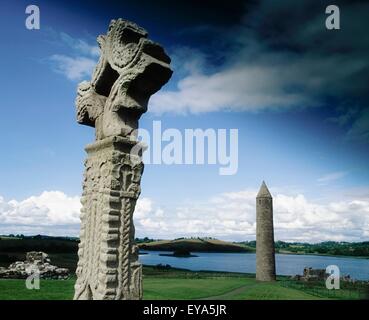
[256,181,276,281]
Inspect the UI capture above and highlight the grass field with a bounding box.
[0,267,367,300]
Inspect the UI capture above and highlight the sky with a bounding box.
[0,0,368,242]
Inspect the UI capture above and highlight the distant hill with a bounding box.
[238,240,369,258]
[0,235,78,253]
[139,238,254,253]
[1,235,368,262]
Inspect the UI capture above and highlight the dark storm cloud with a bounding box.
[150,0,369,142]
[53,0,249,37]
[252,0,369,143]
[243,0,369,143]
[49,0,369,141]
[243,0,369,98]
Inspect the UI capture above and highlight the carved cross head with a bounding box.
[76,19,172,140]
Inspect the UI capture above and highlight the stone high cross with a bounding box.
[73,19,172,300]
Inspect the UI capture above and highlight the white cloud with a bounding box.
[150,50,317,114]
[134,197,154,219]
[133,189,369,243]
[317,171,348,185]
[0,191,81,236]
[48,32,99,81]
[1,190,368,243]
[147,0,369,144]
[58,32,99,58]
[50,55,96,81]
[0,192,153,237]
[150,38,367,115]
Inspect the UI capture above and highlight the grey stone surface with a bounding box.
[26,251,50,263]
[0,251,69,280]
[76,19,172,141]
[73,19,172,300]
[291,267,328,282]
[292,267,356,283]
[256,181,276,281]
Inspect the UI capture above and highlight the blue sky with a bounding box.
[0,0,368,242]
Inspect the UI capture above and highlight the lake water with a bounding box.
[139,251,369,280]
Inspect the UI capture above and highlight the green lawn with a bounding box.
[143,272,323,300]
[0,278,75,300]
[144,277,246,300]
[0,268,367,300]
[0,277,319,300]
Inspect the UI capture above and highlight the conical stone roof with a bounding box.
[256,181,272,198]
